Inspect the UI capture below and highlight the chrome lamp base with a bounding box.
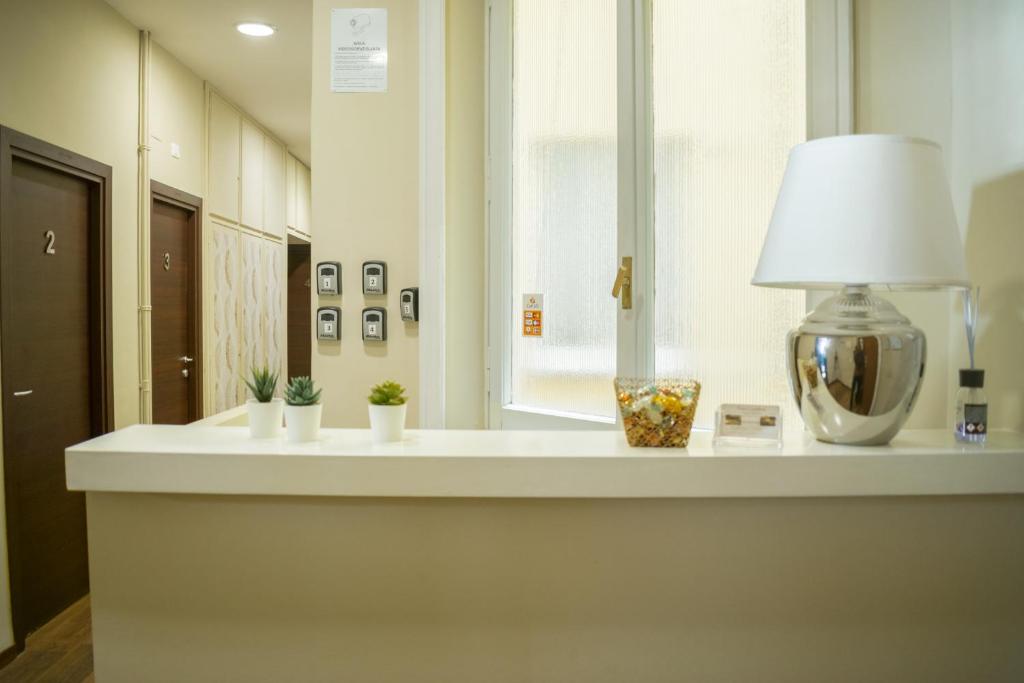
[787,286,926,446]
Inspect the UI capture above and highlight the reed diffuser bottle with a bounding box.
[955,288,987,444]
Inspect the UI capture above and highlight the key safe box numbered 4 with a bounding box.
[362,307,387,341]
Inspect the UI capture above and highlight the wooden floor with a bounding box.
[0,597,93,683]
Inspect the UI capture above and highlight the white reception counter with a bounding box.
[66,426,1024,682]
[67,424,1024,498]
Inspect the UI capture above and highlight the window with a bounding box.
[488,0,851,429]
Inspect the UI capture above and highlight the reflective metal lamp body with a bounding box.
[788,286,925,446]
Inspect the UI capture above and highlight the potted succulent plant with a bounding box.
[284,376,323,443]
[367,380,408,443]
[244,366,283,438]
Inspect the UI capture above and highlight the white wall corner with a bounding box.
[419,0,446,428]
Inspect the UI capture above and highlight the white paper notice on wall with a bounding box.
[330,8,388,93]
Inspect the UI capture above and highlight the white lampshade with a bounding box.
[752,135,968,289]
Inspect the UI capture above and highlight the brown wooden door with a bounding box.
[150,182,202,424]
[0,127,112,649]
[287,243,312,379]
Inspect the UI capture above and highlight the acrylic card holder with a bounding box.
[713,403,783,448]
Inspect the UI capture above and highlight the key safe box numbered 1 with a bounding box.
[316,262,342,296]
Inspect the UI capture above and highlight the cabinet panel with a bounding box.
[262,239,285,385]
[208,94,240,222]
[286,154,298,230]
[296,162,312,236]
[240,119,264,231]
[264,138,287,239]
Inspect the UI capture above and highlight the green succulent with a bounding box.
[285,376,322,406]
[244,366,278,403]
[368,380,407,406]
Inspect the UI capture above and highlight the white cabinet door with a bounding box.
[208,94,240,222]
[296,162,312,236]
[263,137,287,239]
[240,119,265,231]
[285,153,298,230]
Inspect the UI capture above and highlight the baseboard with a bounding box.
[0,642,19,670]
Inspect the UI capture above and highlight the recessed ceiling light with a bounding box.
[236,22,276,37]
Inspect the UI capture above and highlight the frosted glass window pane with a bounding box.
[652,0,807,428]
[510,0,617,419]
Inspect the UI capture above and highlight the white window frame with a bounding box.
[485,0,851,430]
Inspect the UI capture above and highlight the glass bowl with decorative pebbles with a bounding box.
[614,378,701,447]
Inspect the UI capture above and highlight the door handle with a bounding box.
[179,356,194,363]
[611,256,632,310]
[13,390,33,397]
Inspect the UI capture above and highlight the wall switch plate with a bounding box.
[316,262,342,296]
[316,306,341,341]
[170,142,181,159]
[400,287,419,322]
[362,307,387,341]
[362,261,387,295]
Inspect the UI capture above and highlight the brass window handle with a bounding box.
[611,256,632,310]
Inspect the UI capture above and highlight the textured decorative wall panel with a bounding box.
[262,238,285,387]
[240,233,266,401]
[212,224,240,413]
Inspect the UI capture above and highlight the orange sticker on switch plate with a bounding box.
[522,294,543,337]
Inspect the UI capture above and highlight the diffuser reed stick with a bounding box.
[962,287,980,369]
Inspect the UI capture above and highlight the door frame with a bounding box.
[150,180,204,421]
[0,125,114,649]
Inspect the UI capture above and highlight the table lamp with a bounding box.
[752,135,968,445]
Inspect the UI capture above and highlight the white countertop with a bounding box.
[65,425,1024,498]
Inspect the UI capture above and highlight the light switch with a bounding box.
[170,142,181,159]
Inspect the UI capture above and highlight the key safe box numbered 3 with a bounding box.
[316,262,342,296]
[316,307,341,341]
[362,307,387,341]
[400,287,419,322]
[362,261,387,295]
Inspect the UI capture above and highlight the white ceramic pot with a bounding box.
[247,398,284,439]
[285,403,323,443]
[368,403,407,443]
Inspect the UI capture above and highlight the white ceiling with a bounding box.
[106,0,312,165]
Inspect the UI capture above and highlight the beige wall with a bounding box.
[854,0,956,429]
[947,0,1024,431]
[445,0,487,428]
[311,0,421,427]
[150,42,206,199]
[855,0,1024,429]
[0,0,142,650]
